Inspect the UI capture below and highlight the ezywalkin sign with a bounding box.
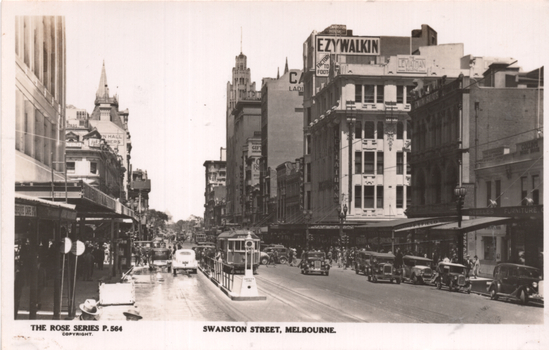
[315,35,380,77]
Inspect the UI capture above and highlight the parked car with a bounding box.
[402,255,433,285]
[260,245,289,265]
[172,249,198,275]
[433,261,471,293]
[354,250,375,276]
[150,247,172,272]
[368,252,401,284]
[487,263,543,305]
[301,251,330,276]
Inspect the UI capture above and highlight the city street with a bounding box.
[125,253,543,324]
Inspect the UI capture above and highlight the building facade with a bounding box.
[301,24,444,229]
[203,155,227,231]
[15,16,67,182]
[409,62,543,273]
[259,66,304,226]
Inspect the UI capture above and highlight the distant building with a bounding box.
[225,51,261,225]
[259,63,304,226]
[203,156,227,231]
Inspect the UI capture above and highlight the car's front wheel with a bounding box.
[449,281,454,292]
[278,257,287,265]
[412,274,418,285]
[490,286,499,300]
[519,289,529,305]
[261,257,269,265]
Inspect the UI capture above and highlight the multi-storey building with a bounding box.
[295,24,449,246]
[203,148,227,231]
[410,63,543,273]
[225,51,261,225]
[259,63,304,226]
[242,135,261,225]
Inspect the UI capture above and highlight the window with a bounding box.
[406,86,415,104]
[355,185,362,208]
[90,162,97,174]
[364,152,375,174]
[396,86,404,103]
[306,107,312,125]
[364,85,375,103]
[355,151,362,174]
[396,186,403,208]
[355,121,362,139]
[487,180,492,206]
[397,121,404,139]
[406,158,411,175]
[407,120,412,139]
[520,177,527,206]
[67,161,75,174]
[364,186,374,208]
[406,186,412,208]
[355,84,362,103]
[396,152,404,175]
[364,121,375,138]
[306,135,311,154]
[495,180,501,207]
[306,163,311,182]
[532,175,540,204]
[376,152,384,174]
[376,186,384,208]
[377,121,384,139]
[376,85,384,103]
[484,236,496,260]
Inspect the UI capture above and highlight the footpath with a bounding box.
[16,264,126,320]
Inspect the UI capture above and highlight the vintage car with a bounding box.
[368,252,402,284]
[354,250,375,276]
[433,261,471,293]
[260,245,289,265]
[301,251,330,276]
[172,249,198,275]
[150,247,172,271]
[487,263,543,305]
[402,255,433,285]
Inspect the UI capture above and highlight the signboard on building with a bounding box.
[518,139,540,155]
[88,138,101,148]
[102,133,125,147]
[315,35,380,77]
[397,56,427,74]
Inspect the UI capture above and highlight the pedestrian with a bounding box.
[327,250,333,266]
[394,248,403,269]
[472,255,481,278]
[75,299,100,321]
[288,248,295,267]
[337,249,342,268]
[123,306,143,321]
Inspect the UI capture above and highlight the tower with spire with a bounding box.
[88,61,132,199]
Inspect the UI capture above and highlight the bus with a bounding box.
[216,230,260,273]
[195,233,207,244]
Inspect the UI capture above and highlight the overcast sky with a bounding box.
[7,1,548,222]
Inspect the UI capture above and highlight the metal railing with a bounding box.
[201,257,235,292]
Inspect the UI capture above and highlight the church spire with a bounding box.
[284,57,289,75]
[96,60,109,98]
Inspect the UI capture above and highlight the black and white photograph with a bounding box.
[2,1,548,349]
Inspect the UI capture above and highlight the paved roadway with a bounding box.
[128,258,543,324]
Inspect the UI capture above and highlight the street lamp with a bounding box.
[454,185,467,264]
[303,210,313,251]
[338,204,348,247]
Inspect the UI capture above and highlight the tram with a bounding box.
[216,229,261,273]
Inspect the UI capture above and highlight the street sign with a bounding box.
[60,237,72,254]
[70,240,85,256]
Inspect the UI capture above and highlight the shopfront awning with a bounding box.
[355,217,457,234]
[15,181,137,220]
[430,217,512,235]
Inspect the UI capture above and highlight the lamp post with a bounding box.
[454,185,467,264]
[338,204,348,247]
[303,210,313,251]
